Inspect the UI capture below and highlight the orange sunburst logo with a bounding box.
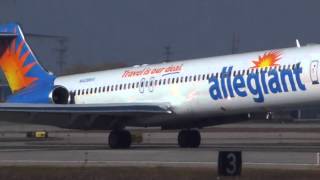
[251,51,282,68]
[0,39,38,93]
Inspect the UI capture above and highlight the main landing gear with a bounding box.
[107,129,201,149]
[108,130,132,149]
[178,129,201,148]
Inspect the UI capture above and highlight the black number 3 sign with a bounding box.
[218,151,242,176]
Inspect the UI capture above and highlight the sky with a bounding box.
[1,0,320,74]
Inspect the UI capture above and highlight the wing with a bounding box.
[0,103,173,130]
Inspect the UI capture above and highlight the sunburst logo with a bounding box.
[251,51,282,68]
[0,39,38,93]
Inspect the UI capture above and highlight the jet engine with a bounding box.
[49,86,70,104]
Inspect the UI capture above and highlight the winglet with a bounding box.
[296,39,301,48]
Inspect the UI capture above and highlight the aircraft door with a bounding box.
[310,60,319,84]
[139,78,145,93]
[148,77,155,92]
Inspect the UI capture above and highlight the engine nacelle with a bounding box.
[49,86,70,104]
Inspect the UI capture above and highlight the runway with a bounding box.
[0,122,320,168]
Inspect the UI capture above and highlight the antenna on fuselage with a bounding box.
[296,39,301,48]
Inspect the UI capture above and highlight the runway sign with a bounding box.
[218,151,242,176]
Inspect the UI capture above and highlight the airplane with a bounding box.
[0,23,319,149]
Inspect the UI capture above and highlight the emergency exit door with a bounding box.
[310,60,319,84]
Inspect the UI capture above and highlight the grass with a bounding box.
[0,166,319,180]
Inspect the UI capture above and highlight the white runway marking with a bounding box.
[0,160,317,168]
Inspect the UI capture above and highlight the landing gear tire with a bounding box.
[178,130,189,148]
[108,130,132,149]
[178,129,201,148]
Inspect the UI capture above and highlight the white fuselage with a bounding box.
[54,45,320,121]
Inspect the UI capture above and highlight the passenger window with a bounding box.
[172,78,175,84]
[185,76,188,82]
[120,84,122,90]
[82,89,85,95]
[145,81,148,87]
[163,79,166,85]
[132,83,135,89]
[168,78,171,84]
[155,80,158,86]
[115,85,118,91]
[189,76,192,82]
[207,74,210,80]
[111,85,114,91]
[193,75,196,81]
[107,86,110,92]
[176,77,179,83]
[90,88,93,94]
[202,74,205,80]
[292,64,295,69]
[159,79,162,85]
[124,84,126,90]
[94,87,97,93]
